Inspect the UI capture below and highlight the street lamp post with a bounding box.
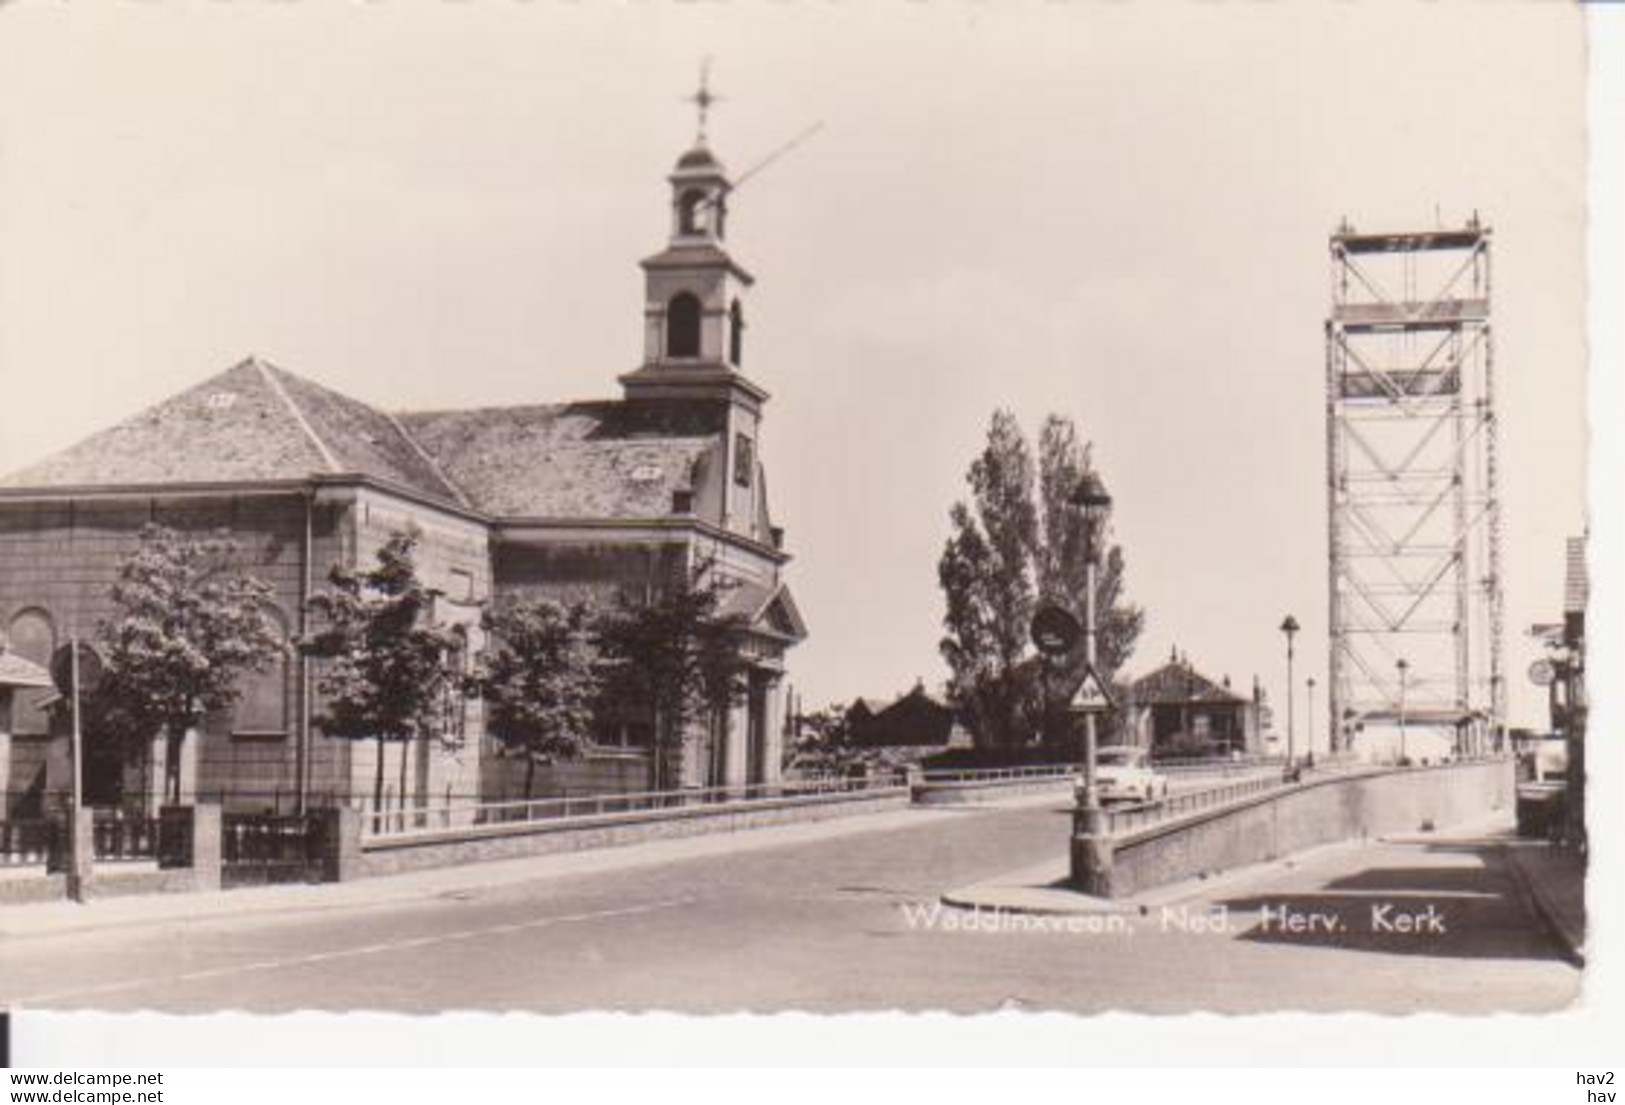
[1306,676,1316,765]
[1279,615,1299,773]
[1396,658,1410,765]
[1070,470,1113,895]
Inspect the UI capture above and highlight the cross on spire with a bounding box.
[688,58,720,143]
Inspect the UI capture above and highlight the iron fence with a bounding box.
[221,813,328,888]
[91,810,158,863]
[0,819,54,867]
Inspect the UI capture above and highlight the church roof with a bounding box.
[0,359,462,505]
[0,361,742,526]
[397,402,722,521]
[675,144,723,171]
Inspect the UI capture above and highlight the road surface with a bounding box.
[0,798,1577,1013]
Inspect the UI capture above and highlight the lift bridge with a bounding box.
[1325,218,1504,758]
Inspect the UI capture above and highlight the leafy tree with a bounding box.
[92,524,284,805]
[938,411,1143,752]
[784,703,861,776]
[475,597,602,799]
[596,557,752,790]
[303,530,464,813]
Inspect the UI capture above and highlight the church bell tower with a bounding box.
[620,72,767,414]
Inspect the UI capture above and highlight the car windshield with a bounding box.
[1096,748,1140,767]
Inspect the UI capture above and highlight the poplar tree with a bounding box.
[938,411,1143,752]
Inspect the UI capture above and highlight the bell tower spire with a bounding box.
[621,68,765,409]
[688,58,720,145]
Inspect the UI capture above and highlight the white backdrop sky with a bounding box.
[0,2,1588,737]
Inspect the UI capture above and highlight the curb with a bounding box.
[1500,841,1586,967]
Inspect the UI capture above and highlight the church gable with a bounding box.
[265,366,464,505]
[0,358,464,509]
[0,359,328,490]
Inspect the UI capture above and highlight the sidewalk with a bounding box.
[942,812,1520,918]
[941,837,1374,916]
[1502,837,1587,964]
[1,796,1073,944]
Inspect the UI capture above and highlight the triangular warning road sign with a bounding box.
[1069,666,1113,713]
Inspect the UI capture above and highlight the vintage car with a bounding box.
[1079,745,1169,805]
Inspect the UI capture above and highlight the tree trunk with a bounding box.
[372,734,386,814]
[524,754,536,801]
[398,734,411,829]
[165,726,183,806]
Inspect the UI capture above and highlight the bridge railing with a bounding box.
[1104,774,1288,836]
[918,764,1079,785]
[359,772,908,844]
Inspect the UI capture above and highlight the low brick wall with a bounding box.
[355,786,911,878]
[0,804,219,905]
[0,872,66,905]
[912,776,1074,806]
[1096,758,1514,898]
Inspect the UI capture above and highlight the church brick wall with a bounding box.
[0,492,341,814]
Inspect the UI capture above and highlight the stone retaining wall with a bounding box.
[1096,758,1513,898]
[911,776,1073,806]
[353,787,912,878]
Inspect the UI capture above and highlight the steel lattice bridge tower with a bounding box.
[1325,218,1504,757]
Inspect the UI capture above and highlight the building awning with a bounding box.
[0,650,52,689]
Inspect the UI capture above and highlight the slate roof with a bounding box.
[1130,661,1248,705]
[0,360,734,525]
[396,403,722,521]
[0,358,461,505]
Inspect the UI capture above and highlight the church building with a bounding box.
[0,121,807,817]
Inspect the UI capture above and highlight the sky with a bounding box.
[0,2,1589,741]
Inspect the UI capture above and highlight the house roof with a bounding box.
[1130,660,1248,705]
[0,358,461,506]
[397,402,722,521]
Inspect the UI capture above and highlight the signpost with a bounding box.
[50,638,101,902]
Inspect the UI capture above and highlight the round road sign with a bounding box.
[1030,602,1082,657]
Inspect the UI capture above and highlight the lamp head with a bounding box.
[1070,470,1113,522]
[1279,614,1300,637]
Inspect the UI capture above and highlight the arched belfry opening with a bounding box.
[729,300,745,366]
[678,189,708,236]
[667,293,702,359]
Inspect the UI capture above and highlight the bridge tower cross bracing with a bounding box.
[1324,218,1504,757]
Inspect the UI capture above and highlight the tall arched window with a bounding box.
[666,293,702,359]
[729,300,745,367]
[6,608,56,736]
[678,189,708,235]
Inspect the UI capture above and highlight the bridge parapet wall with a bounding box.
[1098,759,1513,898]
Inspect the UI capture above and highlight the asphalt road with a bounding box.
[0,799,1578,1014]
